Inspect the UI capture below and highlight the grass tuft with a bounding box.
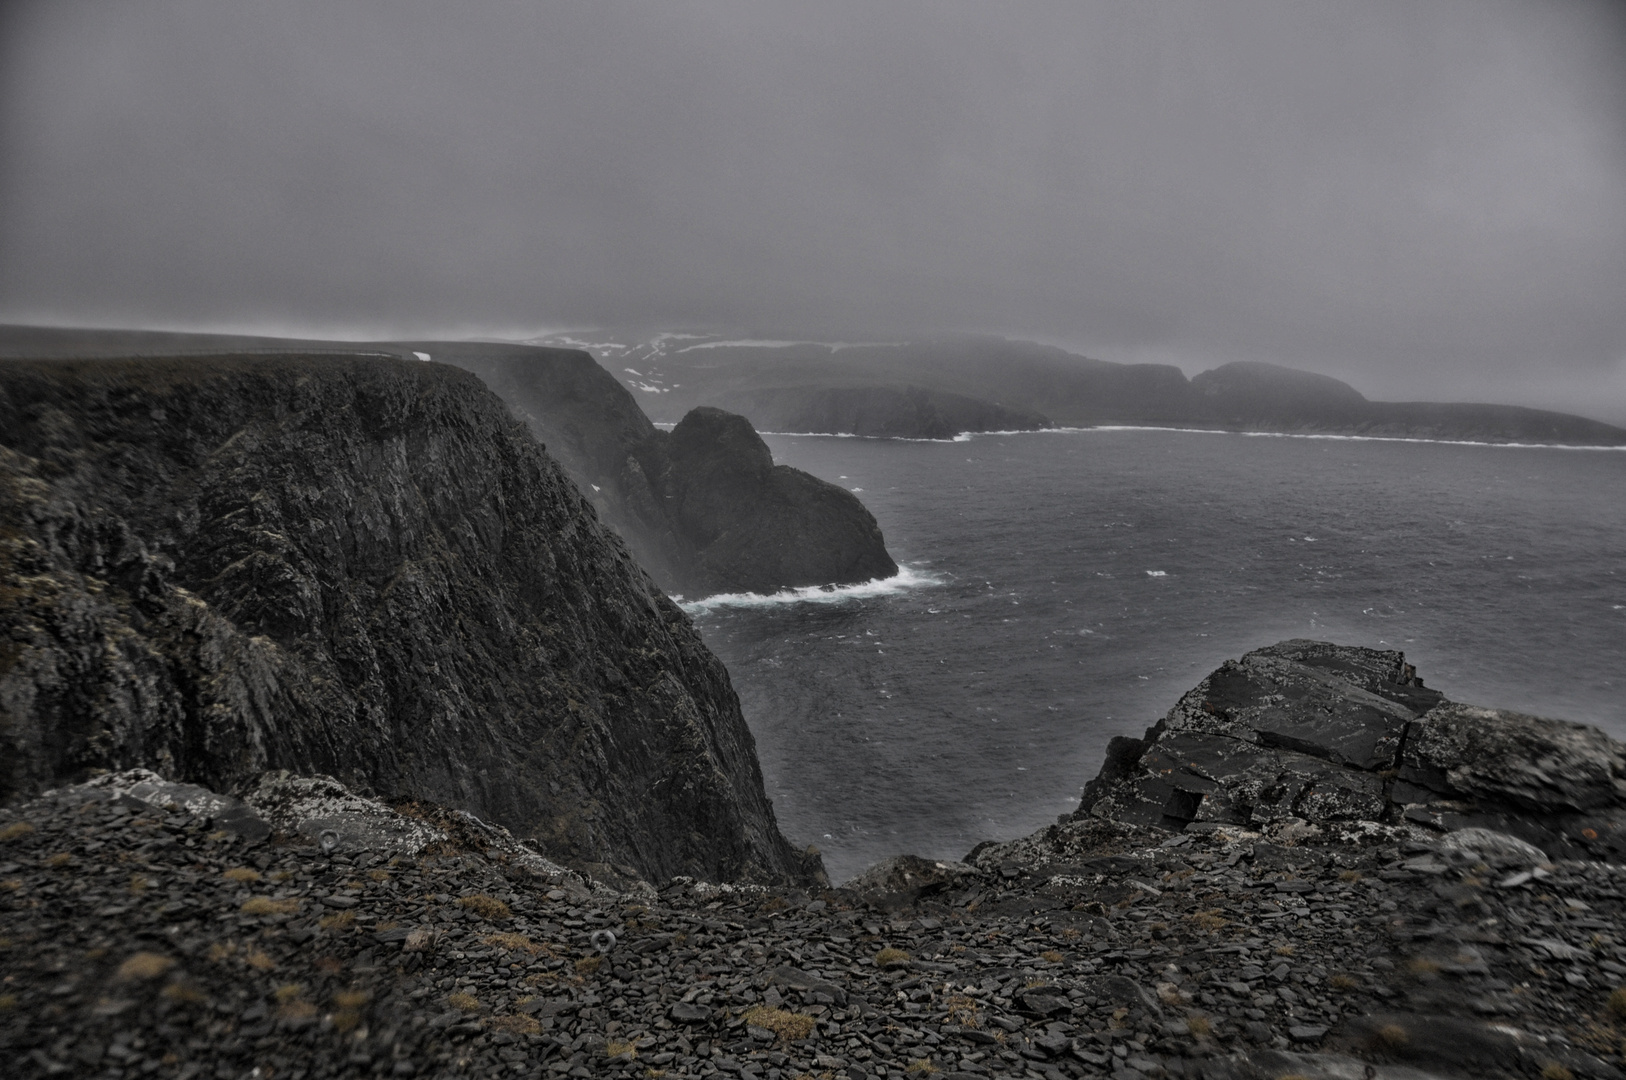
[743,1006,818,1041]
[1328,973,1360,991]
[606,1040,639,1059]
[904,1060,939,1076]
[448,991,481,1013]
[240,897,300,916]
[1186,1015,1212,1038]
[575,955,603,976]
[116,952,175,981]
[1540,1066,1575,1080]
[222,867,261,883]
[488,1014,542,1036]
[1372,1023,1410,1051]
[1608,987,1626,1019]
[0,822,34,842]
[243,948,275,971]
[483,932,553,956]
[874,947,911,968]
[319,910,356,931]
[455,894,511,920]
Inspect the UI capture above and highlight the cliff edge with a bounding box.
[0,354,820,885]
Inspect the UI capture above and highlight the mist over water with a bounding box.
[685,428,1626,884]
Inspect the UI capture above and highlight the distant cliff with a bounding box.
[709,383,1048,440]
[0,354,821,885]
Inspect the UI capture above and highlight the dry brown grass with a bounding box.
[1608,987,1626,1019]
[273,983,304,1003]
[482,932,554,956]
[277,999,317,1021]
[874,947,911,968]
[222,867,261,883]
[606,1040,639,1060]
[575,955,603,976]
[1371,1023,1410,1051]
[160,982,206,1005]
[1328,973,1360,991]
[455,894,511,920]
[1273,944,1295,956]
[1404,958,1441,977]
[240,897,300,916]
[0,994,15,1011]
[488,1014,542,1036]
[1337,869,1363,882]
[743,1006,818,1041]
[319,910,357,931]
[333,990,368,1010]
[1039,949,1065,963]
[205,942,236,963]
[1188,910,1228,932]
[448,991,482,1013]
[944,994,981,1028]
[44,853,72,868]
[904,1060,939,1076]
[0,822,34,842]
[1540,1065,1575,1080]
[116,952,175,981]
[243,948,276,971]
[1186,1015,1212,1038]
[368,869,391,882]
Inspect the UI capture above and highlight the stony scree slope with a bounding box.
[5,772,1626,1080]
[0,355,817,886]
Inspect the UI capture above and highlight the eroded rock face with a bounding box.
[0,355,820,885]
[1077,639,1626,860]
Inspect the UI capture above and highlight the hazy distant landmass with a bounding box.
[559,332,1626,446]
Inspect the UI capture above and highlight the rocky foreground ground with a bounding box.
[5,771,1626,1080]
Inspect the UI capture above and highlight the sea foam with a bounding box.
[678,564,943,614]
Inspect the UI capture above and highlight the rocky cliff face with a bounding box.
[0,354,820,885]
[0,327,902,600]
[417,343,897,598]
[1076,639,1626,861]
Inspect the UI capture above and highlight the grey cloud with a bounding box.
[2,0,1623,418]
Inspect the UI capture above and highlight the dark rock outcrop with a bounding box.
[1076,638,1626,860]
[660,407,897,595]
[0,354,820,885]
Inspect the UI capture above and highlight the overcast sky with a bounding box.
[2,1,1623,419]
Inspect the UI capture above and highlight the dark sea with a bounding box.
[680,428,1626,884]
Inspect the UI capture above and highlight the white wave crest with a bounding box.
[679,564,943,614]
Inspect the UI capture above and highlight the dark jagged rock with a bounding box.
[1075,638,1626,861]
[0,327,902,599]
[0,354,821,885]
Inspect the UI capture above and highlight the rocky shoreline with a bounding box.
[7,643,1626,1079]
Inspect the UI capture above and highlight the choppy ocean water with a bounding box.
[680,428,1626,883]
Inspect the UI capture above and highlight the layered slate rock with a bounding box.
[1077,639,1626,860]
[0,355,820,886]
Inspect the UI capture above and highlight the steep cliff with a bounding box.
[0,354,820,885]
[0,327,901,600]
[410,341,897,597]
